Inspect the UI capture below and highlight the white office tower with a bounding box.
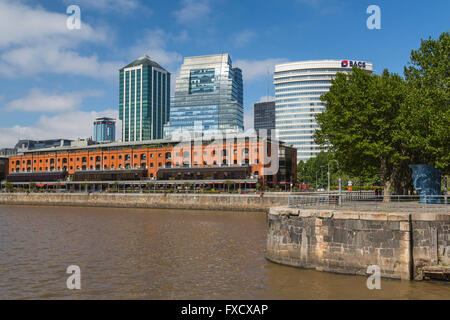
[274,59,373,162]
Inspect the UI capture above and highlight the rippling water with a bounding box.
[0,205,449,300]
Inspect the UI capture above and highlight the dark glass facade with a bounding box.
[254,101,276,136]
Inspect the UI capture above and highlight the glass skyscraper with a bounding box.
[254,101,276,136]
[166,54,243,137]
[274,59,373,162]
[119,55,170,141]
[93,117,116,142]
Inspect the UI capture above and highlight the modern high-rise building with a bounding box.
[274,59,373,162]
[119,55,170,142]
[93,117,116,142]
[166,54,243,137]
[254,101,275,136]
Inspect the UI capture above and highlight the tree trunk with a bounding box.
[383,179,393,202]
[380,157,392,202]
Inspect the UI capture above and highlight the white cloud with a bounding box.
[243,107,254,131]
[129,29,185,72]
[0,1,104,48]
[173,0,211,25]
[0,109,120,148]
[5,89,102,113]
[63,0,141,13]
[258,95,275,103]
[234,30,257,47]
[0,1,122,79]
[1,41,122,79]
[234,58,288,82]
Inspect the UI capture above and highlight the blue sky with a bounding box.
[0,0,448,147]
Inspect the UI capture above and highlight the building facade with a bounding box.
[254,101,276,136]
[93,117,116,142]
[166,54,243,137]
[119,55,170,142]
[274,59,373,162]
[6,137,296,188]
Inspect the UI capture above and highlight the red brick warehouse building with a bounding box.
[6,136,297,190]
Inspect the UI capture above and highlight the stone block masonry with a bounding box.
[266,207,450,280]
[0,192,288,212]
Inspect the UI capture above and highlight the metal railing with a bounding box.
[288,193,449,212]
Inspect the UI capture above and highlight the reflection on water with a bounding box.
[0,205,449,300]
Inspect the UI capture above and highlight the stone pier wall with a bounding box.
[266,207,450,280]
[0,192,288,212]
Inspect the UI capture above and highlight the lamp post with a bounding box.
[315,171,318,191]
[327,160,339,192]
[320,165,326,189]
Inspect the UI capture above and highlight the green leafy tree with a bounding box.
[314,67,409,197]
[4,182,13,193]
[226,180,234,193]
[402,31,449,173]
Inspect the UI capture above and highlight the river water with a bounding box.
[0,205,449,300]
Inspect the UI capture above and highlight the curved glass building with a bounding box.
[274,59,373,162]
